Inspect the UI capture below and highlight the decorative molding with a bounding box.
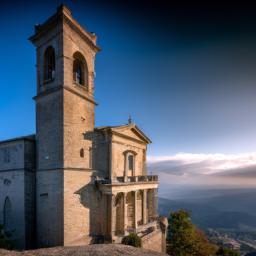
[36,167,95,172]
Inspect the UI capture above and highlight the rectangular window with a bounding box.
[128,155,134,171]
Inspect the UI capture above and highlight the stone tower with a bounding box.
[29,5,100,247]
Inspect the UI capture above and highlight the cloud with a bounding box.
[147,152,256,175]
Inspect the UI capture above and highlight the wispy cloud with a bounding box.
[148,152,256,175]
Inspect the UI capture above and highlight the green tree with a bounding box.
[167,209,217,256]
[121,233,142,248]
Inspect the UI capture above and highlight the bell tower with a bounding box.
[30,5,100,247]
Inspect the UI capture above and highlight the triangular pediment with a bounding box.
[95,124,152,144]
[111,124,152,144]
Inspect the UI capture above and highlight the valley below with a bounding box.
[158,188,256,255]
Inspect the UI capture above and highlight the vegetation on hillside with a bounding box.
[166,210,239,256]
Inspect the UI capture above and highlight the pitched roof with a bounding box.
[95,123,152,144]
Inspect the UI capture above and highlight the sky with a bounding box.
[148,152,256,194]
[1,0,256,168]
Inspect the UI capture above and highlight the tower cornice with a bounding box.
[33,84,98,105]
[29,4,100,53]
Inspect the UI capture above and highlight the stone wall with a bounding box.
[142,229,164,253]
[36,90,64,170]
[63,170,98,245]
[36,170,64,247]
[63,89,94,169]
[111,133,147,179]
[0,138,35,249]
[92,132,109,178]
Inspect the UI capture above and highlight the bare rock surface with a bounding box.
[0,244,168,256]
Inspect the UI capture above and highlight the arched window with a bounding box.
[44,46,55,81]
[73,52,88,88]
[3,197,12,231]
[123,150,137,177]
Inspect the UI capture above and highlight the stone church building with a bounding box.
[0,5,167,252]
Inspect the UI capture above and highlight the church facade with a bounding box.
[0,5,167,252]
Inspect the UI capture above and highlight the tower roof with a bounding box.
[29,4,100,52]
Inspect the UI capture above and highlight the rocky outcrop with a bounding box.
[0,244,168,256]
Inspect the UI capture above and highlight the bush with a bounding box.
[0,224,14,250]
[121,233,142,248]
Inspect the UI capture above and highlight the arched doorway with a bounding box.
[3,197,12,231]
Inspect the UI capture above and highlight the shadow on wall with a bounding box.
[75,178,105,244]
[83,130,109,179]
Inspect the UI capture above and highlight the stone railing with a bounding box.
[125,175,158,183]
[126,218,159,234]
[96,175,158,185]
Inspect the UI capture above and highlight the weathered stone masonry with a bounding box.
[0,5,167,253]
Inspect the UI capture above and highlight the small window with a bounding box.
[44,46,55,81]
[80,148,84,158]
[128,154,134,171]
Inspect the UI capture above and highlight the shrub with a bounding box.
[0,224,14,250]
[121,233,142,248]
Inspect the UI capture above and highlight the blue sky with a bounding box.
[1,1,256,157]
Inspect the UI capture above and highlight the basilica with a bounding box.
[0,5,167,252]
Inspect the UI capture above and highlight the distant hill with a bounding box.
[159,188,256,231]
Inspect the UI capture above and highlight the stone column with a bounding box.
[123,192,127,235]
[110,194,116,239]
[133,191,138,230]
[143,189,147,224]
